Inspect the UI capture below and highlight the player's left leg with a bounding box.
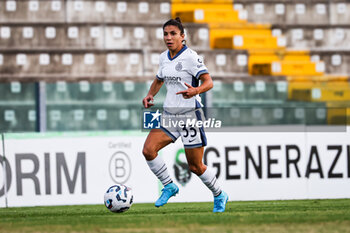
[185,147,228,213]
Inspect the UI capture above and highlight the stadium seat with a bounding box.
[46,105,93,131]
[46,104,141,131]
[271,26,350,49]
[105,25,161,50]
[329,2,350,24]
[199,49,249,76]
[209,101,328,126]
[66,0,171,23]
[209,25,272,48]
[91,106,141,131]
[0,23,209,50]
[0,105,36,132]
[114,81,148,103]
[105,23,209,49]
[0,52,32,75]
[326,102,350,125]
[45,80,168,131]
[0,82,35,132]
[285,2,330,25]
[214,34,285,50]
[246,81,282,101]
[47,81,151,102]
[183,24,210,49]
[0,51,144,77]
[171,1,234,16]
[0,24,107,49]
[0,82,35,101]
[0,0,65,23]
[272,61,325,76]
[249,50,324,76]
[233,1,341,25]
[310,51,349,75]
[105,51,144,77]
[176,9,244,24]
[211,78,288,104]
[288,80,350,102]
[211,80,245,103]
[233,1,287,25]
[0,1,171,24]
[172,0,246,24]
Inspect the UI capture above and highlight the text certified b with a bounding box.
[109,151,131,184]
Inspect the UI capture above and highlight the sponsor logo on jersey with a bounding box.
[197,58,204,68]
[164,76,182,85]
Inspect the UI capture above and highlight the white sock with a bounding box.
[199,168,222,197]
[146,156,172,186]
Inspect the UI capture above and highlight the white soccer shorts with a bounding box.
[160,109,207,148]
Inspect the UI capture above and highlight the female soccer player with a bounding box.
[142,18,228,212]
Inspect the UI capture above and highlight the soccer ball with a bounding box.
[104,184,133,213]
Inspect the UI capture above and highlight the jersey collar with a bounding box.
[167,45,188,61]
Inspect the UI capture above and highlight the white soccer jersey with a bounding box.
[156,46,209,114]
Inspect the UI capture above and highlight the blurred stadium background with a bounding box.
[1,2,350,232]
[0,0,349,132]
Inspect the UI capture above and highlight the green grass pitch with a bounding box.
[1,199,350,233]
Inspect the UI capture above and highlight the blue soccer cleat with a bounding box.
[155,183,179,207]
[213,191,229,213]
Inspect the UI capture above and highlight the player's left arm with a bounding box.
[176,73,213,99]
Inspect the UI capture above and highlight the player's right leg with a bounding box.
[142,128,179,207]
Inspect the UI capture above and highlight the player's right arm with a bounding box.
[142,78,164,108]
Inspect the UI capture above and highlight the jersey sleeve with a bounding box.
[156,54,164,81]
[188,53,209,79]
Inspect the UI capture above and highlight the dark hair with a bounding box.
[163,17,185,35]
